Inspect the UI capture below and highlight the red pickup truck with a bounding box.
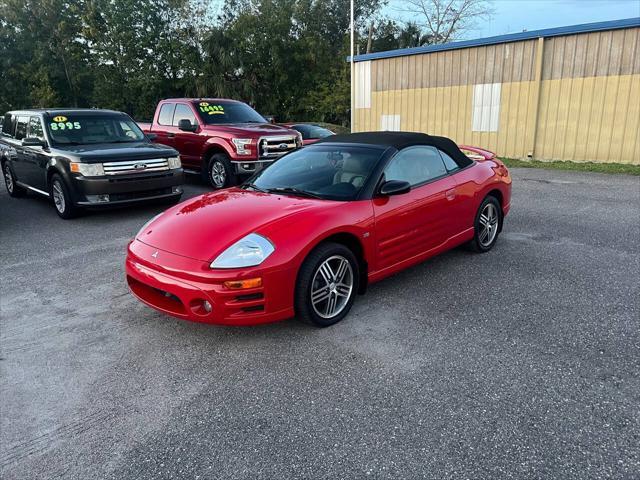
[139,99,302,188]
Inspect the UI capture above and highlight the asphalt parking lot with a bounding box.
[1,168,639,479]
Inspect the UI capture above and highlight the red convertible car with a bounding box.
[126,132,511,327]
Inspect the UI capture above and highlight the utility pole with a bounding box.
[350,0,354,132]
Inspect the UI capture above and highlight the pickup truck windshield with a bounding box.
[194,101,267,125]
[248,145,383,201]
[44,114,145,145]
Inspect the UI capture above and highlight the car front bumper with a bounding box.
[72,169,184,206]
[231,160,275,175]
[125,239,296,326]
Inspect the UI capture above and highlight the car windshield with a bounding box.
[194,101,267,125]
[248,145,383,201]
[294,124,334,140]
[44,114,145,145]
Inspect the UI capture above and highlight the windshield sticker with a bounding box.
[199,104,225,115]
[50,120,82,131]
[53,115,67,122]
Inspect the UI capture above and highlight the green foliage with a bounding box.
[0,0,383,125]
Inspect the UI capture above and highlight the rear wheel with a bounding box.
[295,243,359,327]
[3,162,25,197]
[50,174,78,219]
[204,153,236,189]
[468,195,502,252]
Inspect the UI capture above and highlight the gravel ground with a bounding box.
[1,168,639,479]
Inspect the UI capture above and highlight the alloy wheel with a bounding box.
[310,255,354,319]
[52,180,66,213]
[210,161,226,188]
[478,202,499,247]
[3,164,14,193]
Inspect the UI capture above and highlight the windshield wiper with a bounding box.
[243,183,267,193]
[266,187,323,199]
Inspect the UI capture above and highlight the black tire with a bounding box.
[468,195,503,253]
[295,242,360,327]
[203,153,236,189]
[50,174,78,219]
[3,161,26,197]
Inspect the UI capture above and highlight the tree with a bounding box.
[399,0,492,43]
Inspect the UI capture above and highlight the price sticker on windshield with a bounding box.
[50,117,82,131]
[199,104,225,115]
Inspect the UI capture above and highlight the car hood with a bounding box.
[202,123,297,138]
[52,141,177,162]
[136,188,330,262]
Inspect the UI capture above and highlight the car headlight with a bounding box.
[232,138,253,155]
[70,162,104,176]
[210,233,275,269]
[167,156,181,169]
[295,133,303,148]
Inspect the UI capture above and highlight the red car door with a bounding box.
[372,146,457,273]
[153,102,177,151]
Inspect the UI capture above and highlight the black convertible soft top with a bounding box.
[318,131,473,168]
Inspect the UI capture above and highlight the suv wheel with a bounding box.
[50,174,78,219]
[3,162,25,197]
[204,153,236,189]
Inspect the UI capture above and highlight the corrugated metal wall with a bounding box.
[353,26,640,164]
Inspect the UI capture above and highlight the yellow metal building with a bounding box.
[351,18,640,164]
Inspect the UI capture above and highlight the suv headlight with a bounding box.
[70,162,104,176]
[167,156,181,169]
[232,138,252,155]
[295,132,303,148]
[210,233,275,269]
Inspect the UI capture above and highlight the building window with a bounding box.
[472,83,501,132]
[381,114,400,131]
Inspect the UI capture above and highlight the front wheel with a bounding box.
[50,174,78,219]
[295,243,359,327]
[468,195,503,252]
[204,153,236,189]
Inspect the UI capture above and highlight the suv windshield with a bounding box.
[44,114,145,145]
[249,145,384,201]
[194,101,266,125]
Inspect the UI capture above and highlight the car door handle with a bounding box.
[445,188,456,201]
[167,133,175,138]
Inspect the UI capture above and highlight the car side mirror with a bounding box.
[379,180,411,196]
[177,119,198,132]
[22,137,46,147]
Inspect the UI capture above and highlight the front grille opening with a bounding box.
[127,275,186,315]
[109,187,173,201]
[235,293,264,302]
[241,305,265,313]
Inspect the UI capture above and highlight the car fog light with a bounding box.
[203,301,212,312]
[172,186,182,193]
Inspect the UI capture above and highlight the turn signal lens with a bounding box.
[223,278,263,290]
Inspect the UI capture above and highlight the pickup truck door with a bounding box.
[152,103,177,151]
[172,103,201,168]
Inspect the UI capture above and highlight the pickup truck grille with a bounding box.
[258,136,297,159]
[103,158,169,175]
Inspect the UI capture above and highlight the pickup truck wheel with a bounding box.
[205,153,236,189]
[3,162,26,197]
[50,174,78,219]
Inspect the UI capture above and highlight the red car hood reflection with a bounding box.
[136,188,325,261]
